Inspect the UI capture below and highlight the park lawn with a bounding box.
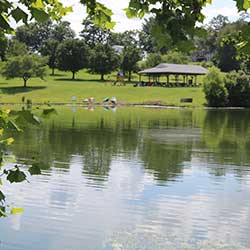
[0,70,206,106]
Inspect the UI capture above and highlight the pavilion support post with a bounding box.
[195,75,197,86]
[167,75,169,84]
[139,74,141,82]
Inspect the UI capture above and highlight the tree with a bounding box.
[162,51,189,64]
[40,39,59,75]
[6,40,28,57]
[15,20,53,52]
[89,43,120,80]
[214,36,241,72]
[139,17,159,53]
[80,18,111,48]
[0,32,7,61]
[121,46,141,81]
[144,53,163,68]
[209,15,229,33]
[1,54,47,87]
[203,67,228,107]
[56,39,89,80]
[110,30,139,47]
[50,21,75,42]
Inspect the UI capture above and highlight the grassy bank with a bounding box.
[0,70,206,106]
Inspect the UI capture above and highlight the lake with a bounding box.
[1,106,250,250]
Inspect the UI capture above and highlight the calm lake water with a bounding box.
[1,107,250,250]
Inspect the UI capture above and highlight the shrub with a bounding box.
[203,67,228,107]
[225,71,250,107]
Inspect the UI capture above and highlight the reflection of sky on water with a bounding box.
[1,108,250,250]
[1,152,250,250]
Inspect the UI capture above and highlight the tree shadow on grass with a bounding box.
[0,86,46,95]
[54,78,105,83]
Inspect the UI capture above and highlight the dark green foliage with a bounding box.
[50,21,75,42]
[203,67,228,107]
[40,38,59,75]
[6,40,28,57]
[56,39,90,80]
[225,71,250,107]
[162,51,189,64]
[15,20,53,52]
[121,46,141,81]
[110,30,139,47]
[144,53,163,68]
[214,37,241,72]
[7,167,26,183]
[1,54,47,87]
[0,32,7,61]
[81,18,111,48]
[89,43,121,80]
[28,165,41,175]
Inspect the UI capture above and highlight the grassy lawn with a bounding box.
[0,70,206,106]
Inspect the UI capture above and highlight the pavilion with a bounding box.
[138,63,208,86]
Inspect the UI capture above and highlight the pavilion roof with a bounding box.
[139,63,208,75]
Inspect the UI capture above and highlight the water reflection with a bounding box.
[2,107,250,250]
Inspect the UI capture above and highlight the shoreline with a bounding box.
[0,102,247,110]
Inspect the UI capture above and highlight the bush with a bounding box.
[225,71,250,107]
[162,51,189,64]
[203,67,228,107]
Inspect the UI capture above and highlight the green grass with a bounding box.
[0,70,206,106]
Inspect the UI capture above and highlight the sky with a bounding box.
[61,0,240,34]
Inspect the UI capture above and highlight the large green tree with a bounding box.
[121,46,141,81]
[40,38,59,75]
[1,54,47,87]
[89,43,120,80]
[80,18,111,48]
[56,39,89,80]
[14,20,53,52]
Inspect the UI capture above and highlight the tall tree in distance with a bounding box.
[50,21,75,42]
[121,46,141,82]
[14,20,53,52]
[89,43,120,81]
[56,39,90,80]
[81,18,111,48]
[40,39,59,76]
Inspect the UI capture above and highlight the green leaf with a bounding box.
[31,0,45,9]
[0,190,5,201]
[7,168,26,183]
[28,165,41,175]
[0,207,7,217]
[10,7,28,24]
[8,120,22,132]
[30,8,50,22]
[11,207,24,214]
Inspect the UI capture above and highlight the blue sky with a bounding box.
[62,0,240,34]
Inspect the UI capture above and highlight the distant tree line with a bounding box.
[1,14,250,88]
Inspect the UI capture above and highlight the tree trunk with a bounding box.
[23,78,27,88]
[128,71,132,82]
[101,74,104,81]
[72,71,75,80]
[52,68,55,76]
